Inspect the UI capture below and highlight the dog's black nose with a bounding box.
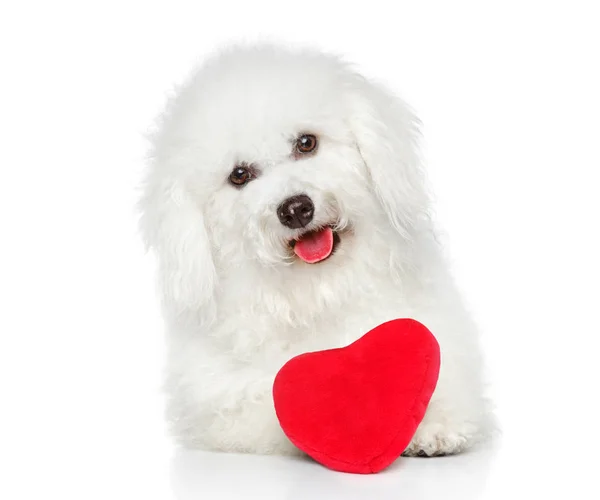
[277,194,314,229]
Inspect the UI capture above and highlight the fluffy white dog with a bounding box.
[139,44,492,457]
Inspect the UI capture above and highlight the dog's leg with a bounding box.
[166,365,301,455]
[401,295,494,457]
[207,375,301,455]
[402,347,493,457]
[402,391,489,457]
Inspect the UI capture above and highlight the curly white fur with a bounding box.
[139,43,493,457]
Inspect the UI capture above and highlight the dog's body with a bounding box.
[140,44,491,457]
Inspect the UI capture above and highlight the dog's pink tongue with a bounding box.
[294,227,334,264]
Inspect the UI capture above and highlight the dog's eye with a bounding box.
[295,134,318,155]
[229,165,253,187]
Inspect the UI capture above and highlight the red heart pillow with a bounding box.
[273,318,440,474]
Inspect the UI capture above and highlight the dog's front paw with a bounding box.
[402,421,475,457]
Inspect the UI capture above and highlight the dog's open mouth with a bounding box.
[289,226,341,264]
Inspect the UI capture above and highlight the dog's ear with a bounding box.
[347,78,429,239]
[138,172,217,315]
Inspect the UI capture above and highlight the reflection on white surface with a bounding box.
[171,442,498,500]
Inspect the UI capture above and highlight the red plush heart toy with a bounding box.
[273,319,440,474]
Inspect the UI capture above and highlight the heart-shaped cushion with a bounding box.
[273,318,440,474]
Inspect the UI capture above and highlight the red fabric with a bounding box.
[273,319,440,474]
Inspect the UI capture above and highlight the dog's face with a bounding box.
[141,46,428,313]
[202,94,370,270]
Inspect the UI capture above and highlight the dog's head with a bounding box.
[140,45,429,316]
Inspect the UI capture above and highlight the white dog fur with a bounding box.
[139,43,492,457]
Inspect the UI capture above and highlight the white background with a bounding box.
[1,1,599,498]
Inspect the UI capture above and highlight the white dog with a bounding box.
[139,44,492,457]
